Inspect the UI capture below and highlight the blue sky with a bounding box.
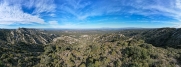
[0,0,181,28]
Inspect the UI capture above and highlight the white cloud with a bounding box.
[60,0,97,20]
[123,0,181,27]
[49,13,56,17]
[48,21,58,25]
[10,0,56,14]
[0,1,45,25]
[47,21,84,28]
[58,0,123,20]
[30,0,56,14]
[0,0,56,25]
[152,0,181,27]
[48,21,61,28]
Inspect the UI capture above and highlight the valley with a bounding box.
[0,28,181,67]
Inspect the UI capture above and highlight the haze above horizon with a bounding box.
[0,0,181,28]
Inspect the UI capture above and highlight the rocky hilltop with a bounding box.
[0,28,57,45]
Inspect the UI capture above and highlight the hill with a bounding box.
[0,28,181,67]
[0,28,57,45]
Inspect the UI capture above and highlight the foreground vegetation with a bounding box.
[0,28,181,67]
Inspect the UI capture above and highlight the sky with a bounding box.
[0,0,181,29]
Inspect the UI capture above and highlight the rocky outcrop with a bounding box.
[0,28,57,45]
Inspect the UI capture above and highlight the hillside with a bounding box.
[143,28,181,48]
[0,28,181,67]
[119,28,181,48]
[0,28,57,45]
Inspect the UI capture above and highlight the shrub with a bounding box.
[139,44,152,49]
[40,55,52,65]
[123,46,149,60]
[79,63,86,67]
[0,60,4,67]
[44,45,55,54]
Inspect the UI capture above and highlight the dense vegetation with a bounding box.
[0,28,181,67]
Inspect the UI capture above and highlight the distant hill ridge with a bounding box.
[1,28,181,48]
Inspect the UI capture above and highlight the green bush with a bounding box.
[139,44,152,49]
[44,45,55,54]
[40,55,52,65]
[123,46,149,60]
[0,60,4,67]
